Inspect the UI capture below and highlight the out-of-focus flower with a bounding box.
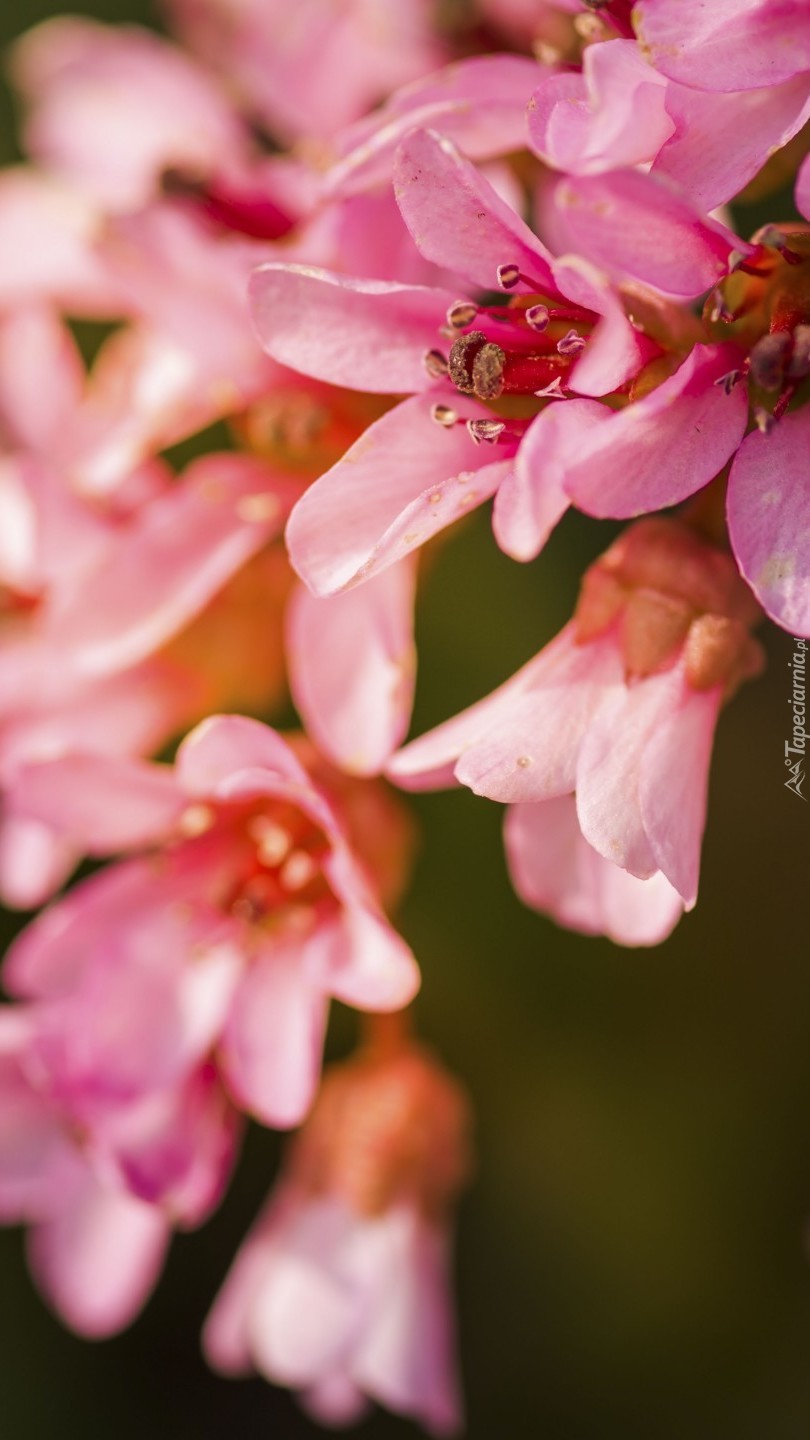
[5,716,419,1125]
[0,1007,239,1335]
[204,1032,471,1434]
[390,517,765,943]
[162,0,448,144]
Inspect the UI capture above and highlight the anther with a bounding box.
[556,329,586,356]
[496,263,521,291]
[423,348,449,378]
[525,305,550,332]
[467,418,506,445]
[431,403,458,427]
[471,342,506,400]
[749,331,791,392]
[758,226,803,265]
[446,300,479,330]
[448,330,487,394]
[713,369,742,395]
[535,376,566,399]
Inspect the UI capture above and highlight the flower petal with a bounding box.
[249,264,454,393]
[287,560,417,776]
[393,128,556,294]
[727,406,810,636]
[561,346,748,518]
[285,390,504,595]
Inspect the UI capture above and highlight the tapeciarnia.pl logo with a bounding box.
[785,637,807,800]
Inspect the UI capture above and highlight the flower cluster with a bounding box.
[0,0,808,1431]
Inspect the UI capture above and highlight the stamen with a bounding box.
[496,263,521,291]
[281,850,318,891]
[556,329,586,357]
[758,226,803,266]
[753,406,776,435]
[431,403,459,427]
[448,330,488,394]
[525,305,550,333]
[423,348,449,378]
[713,369,743,395]
[749,332,790,392]
[471,342,507,401]
[446,300,479,330]
[535,376,566,399]
[467,418,506,445]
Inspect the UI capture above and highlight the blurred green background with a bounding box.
[2,4,810,1438]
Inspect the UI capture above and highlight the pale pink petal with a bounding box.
[28,1172,170,1337]
[727,407,810,636]
[388,647,555,792]
[7,753,184,855]
[656,76,810,211]
[493,401,602,562]
[551,170,743,296]
[221,940,329,1129]
[176,715,311,798]
[328,54,544,198]
[560,346,749,518]
[249,264,454,393]
[0,1029,85,1221]
[638,685,720,906]
[393,129,556,294]
[0,168,124,315]
[351,1209,461,1437]
[247,1198,363,1385]
[575,671,682,879]
[43,455,294,675]
[528,40,672,175]
[555,256,657,398]
[0,817,75,911]
[454,631,623,802]
[0,308,85,457]
[285,390,505,596]
[504,797,685,946]
[632,0,810,91]
[287,560,417,776]
[314,893,420,1013]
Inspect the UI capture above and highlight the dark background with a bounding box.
[2,4,810,1437]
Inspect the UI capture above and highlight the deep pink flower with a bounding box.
[204,1037,470,1434]
[389,519,764,941]
[251,129,732,599]
[6,717,419,1125]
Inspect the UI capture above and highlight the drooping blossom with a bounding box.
[204,1031,471,1434]
[390,517,765,943]
[5,716,419,1125]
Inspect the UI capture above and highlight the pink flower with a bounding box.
[528,34,810,212]
[251,128,730,599]
[520,230,810,636]
[204,1036,470,1434]
[6,717,419,1126]
[390,518,764,942]
[0,1008,236,1335]
[163,0,448,145]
